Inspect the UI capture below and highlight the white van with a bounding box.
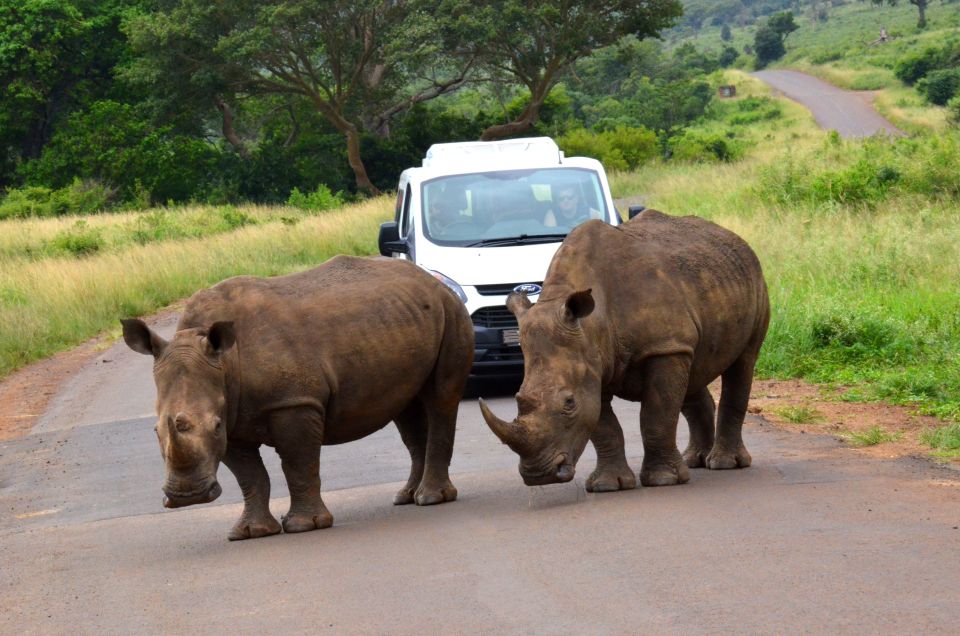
[378,137,624,378]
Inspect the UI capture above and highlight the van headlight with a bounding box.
[429,270,468,303]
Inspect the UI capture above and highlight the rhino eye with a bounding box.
[563,396,576,412]
[213,418,223,436]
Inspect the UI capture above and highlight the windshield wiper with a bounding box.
[466,233,567,247]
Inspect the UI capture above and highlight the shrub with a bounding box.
[0,179,113,219]
[894,46,945,85]
[947,96,960,126]
[916,69,960,106]
[557,126,659,171]
[49,220,105,257]
[754,25,785,68]
[220,206,257,228]
[286,184,345,212]
[727,96,782,125]
[669,130,742,163]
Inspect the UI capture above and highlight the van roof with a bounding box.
[422,137,563,170]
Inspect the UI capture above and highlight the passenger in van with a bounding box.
[543,184,602,228]
[429,191,463,235]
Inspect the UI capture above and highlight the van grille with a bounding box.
[475,282,543,296]
[471,306,518,329]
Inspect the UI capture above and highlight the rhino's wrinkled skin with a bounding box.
[481,210,770,490]
[123,256,473,540]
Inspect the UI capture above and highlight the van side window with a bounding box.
[394,187,404,223]
[400,184,412,237]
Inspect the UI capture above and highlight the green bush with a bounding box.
[49,220,105,257]
[669,130,742,163]
[894,46,946,85]
[0,179,113,219]
[557,126,659,171]
[728,97,782,125]
[286,184,345,212]
[916,68,960,106]
[947,96,960,126]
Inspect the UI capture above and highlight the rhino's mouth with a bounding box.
[163,480,222,508]
[520,454,575,486]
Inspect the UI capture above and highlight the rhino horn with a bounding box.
[479,398,532,455]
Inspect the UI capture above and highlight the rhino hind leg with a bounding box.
[393,403,428,505]
[412,391,459,506]
[707,353,756,470]
[222,444,282,541]
[681,387,717,469]
[586,400,636,492]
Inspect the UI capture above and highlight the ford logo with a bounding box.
[513,283,542,295]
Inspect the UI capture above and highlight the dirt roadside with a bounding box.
[1,315,955,469]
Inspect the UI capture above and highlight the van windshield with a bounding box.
[421,167,609,246]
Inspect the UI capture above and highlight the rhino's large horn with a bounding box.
[479,398,532,455]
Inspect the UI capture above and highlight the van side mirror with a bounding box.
[628,205,646,220]
[378,222,408,255]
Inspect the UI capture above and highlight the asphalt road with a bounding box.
[2,315,959,634]
[753,69,904,138]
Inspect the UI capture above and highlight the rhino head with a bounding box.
[121,319,235,509]
[480,289,602,485]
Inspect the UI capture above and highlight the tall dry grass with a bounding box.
[0,198,390,377]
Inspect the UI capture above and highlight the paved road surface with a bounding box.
[2,315,959,633]
[753,69,904,138]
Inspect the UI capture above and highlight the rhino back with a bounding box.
[178,256,464,443]
[550,211,769,390]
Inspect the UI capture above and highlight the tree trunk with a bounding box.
[913,0,927,29]
[345,126,379,195]
[214,97,251,159]
[479,91,547,141]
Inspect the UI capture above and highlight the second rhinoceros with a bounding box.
[480,209,769,490]
[122,255,473,540]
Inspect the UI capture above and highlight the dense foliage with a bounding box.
[0,0,694,210]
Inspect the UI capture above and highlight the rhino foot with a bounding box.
[682,446,711,469]
[393,487,417,506]
[282,510,334,533]
[706,445,752,470]
[228,516,283,541]
[414,481,458,506]
[586,464,637,492]
[640,459,690,487]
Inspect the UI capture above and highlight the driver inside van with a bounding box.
[543,184,602,228]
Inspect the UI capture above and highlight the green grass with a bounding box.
[0,204,326,262]
[846,426,903,447]
[920,423,960,458]
[0,198,390,379]
[775,404,825,425]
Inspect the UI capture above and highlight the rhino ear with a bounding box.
[205,321,236,356]
[506,292,533,320]
[121,318,167,358]
[564,289,595,323]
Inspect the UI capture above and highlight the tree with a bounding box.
[0,0,143,187]
[753,11,797,68]
[125,1,475,194]
[437,0,683,141]
[754,25,785,67]
[721,23,733,41]
[767,11,799,41]
[871,0,930,29]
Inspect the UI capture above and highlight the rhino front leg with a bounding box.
[274,410,333,533]
[638,355,691,487]
[222,443,282,541]
[586,400,636,492]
